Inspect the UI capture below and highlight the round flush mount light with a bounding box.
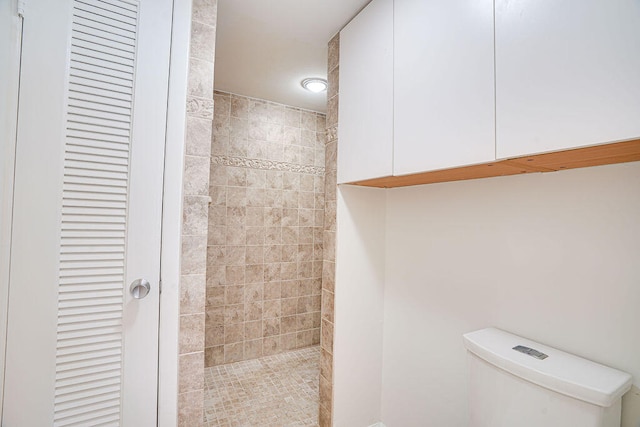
[301,78,328,93]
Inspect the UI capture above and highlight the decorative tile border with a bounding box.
[186,96,214,120]
[326,126,337,143]
[211,155,325,176]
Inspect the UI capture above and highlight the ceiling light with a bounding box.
[301,78,328,93]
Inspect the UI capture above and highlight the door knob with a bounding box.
[130,279,151,299]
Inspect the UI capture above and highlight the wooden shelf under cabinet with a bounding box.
[348,139,640,188]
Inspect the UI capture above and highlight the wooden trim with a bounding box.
[349,139,640,188]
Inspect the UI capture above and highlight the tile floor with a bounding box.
[203,346,320,426]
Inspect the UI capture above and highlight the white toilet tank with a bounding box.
[463,328,632,427]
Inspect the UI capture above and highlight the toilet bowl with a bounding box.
[463,328,632,427]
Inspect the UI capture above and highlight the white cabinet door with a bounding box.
[338,0,393,183]
[2,0,172,425]
[496,0,640,159]
[393,0,495,175]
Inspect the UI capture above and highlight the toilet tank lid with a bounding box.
[463,328,632,407]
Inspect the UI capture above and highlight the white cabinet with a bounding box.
[393,0,495,175]
[337,0,393,184]
[495,0,640,159]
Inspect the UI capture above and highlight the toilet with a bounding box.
[463,328,632,427]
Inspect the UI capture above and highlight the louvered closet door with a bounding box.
[3,0,173,425]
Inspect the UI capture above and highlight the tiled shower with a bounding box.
[204,91,327,367]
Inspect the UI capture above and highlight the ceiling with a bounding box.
[213,0,371,113]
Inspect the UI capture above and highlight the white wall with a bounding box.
[0,0,22,417]
[334,185,386,427]
[381,162,640,426]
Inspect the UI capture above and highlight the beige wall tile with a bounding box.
[206,285,224,307]
[244,339,263,359]
[231,94,249,118]
[282,332,297,350]
[184,155,211,196]
[180,274,206,315]
[319,402,332,427]
[205,92,328,366]
[180,313,205,354]
[323,231,335,263]
[319,374,333,410]
[186,116,213,157]
[179,352,204,394]
[321,319,333,354]
[178,389,204,427]
[205,345,224,366]
[244,320,262,340]
[180,0,217,421]
[263,336,280,355]
[192,0,217,26]
[205,323,223,347]
[320,348,333,381]
[224,322,244,344]
[181,235,208,275]
[322,261,335,293]
[190,21,216,62]
[328,33,339,73]
[297,330,313,347]
[224,342,243,363]
[321,289,334,323]
[187,58,214,99]
[213,91,231,116]
[182,195,209,236]
[326,95,338,129]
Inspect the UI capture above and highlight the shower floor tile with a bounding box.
[203,345,320,427]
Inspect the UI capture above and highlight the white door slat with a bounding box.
[54,376,121,398]
[58,310,122,326]
[67,119,131,137]
[69,60,133,85]
[64,413,120,427]
[54,392,121,414]
[53,403,120,427]
[57,325,122,346]
[72,20,135,47]
[63,174,128,187]
[60,244,125,254]
[59,267,124,278]
[55,383,120,405]
[73,7,136,33]
[60,288,123,298]
[65,169,129,182]
[71,30,135,56]
[57,347,121,366]
[68,76,132,101]
[73,3,136,30]
[57,333,122,349]
[55,367,122,389]
[71,38,134,64]
[69,77,132,101]
[70,67,133,94]
[63,191,126,202]
[77,0,137,20]
[66,146,129,161]
[68,104,131,124]
[100,0,138,13]
[58,296,123,309]
[68,88,132,110]
[55,361,122,381]
[60,258,124,268]
[59,275,124,286]
[73,12,135,39]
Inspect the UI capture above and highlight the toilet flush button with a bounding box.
[513,345,548,360]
